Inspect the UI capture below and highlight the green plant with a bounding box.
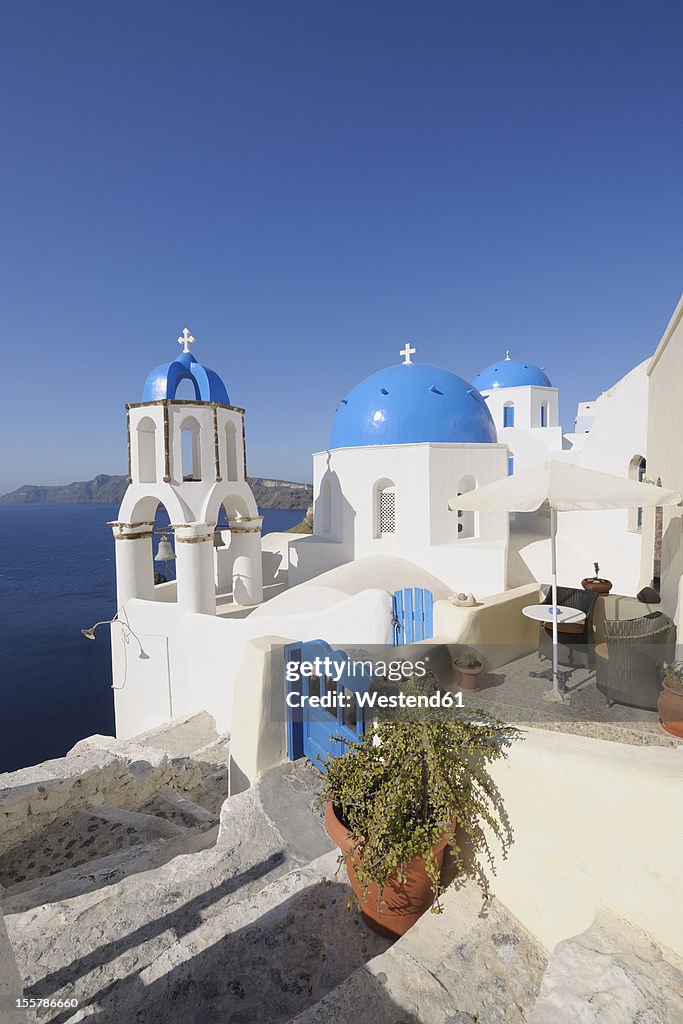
[320,690,518,913]
[663,661,683,693]
[455,650,481,670]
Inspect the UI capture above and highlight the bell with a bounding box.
[155,534,176,562]
[213,529,226,548]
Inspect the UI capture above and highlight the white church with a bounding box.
[107,304,680,785]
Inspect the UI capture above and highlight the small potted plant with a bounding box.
[581,561,613,595]
[453,649,484,691]
[321,695,517,938]
[658,661,683,738]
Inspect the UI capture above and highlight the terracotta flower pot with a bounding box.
[454,664,483,691]
[324,801,449,939]
[581,578,613,595]
[658,678,683,738]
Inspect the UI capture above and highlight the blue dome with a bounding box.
[142,351,230,404]
[329,363,497,449]
[473,355,551,391]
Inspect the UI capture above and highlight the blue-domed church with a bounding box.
[290,346,511,593]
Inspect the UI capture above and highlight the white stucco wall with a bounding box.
[482,384,559,432]
[112,586,394,739]
[513,360,650,595]
[290,442,510,595]
[643,294,683,628]
[485,728,683,957]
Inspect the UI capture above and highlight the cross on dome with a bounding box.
[178,328,196,354]
[504,349,511,360]
[400,342,416,365]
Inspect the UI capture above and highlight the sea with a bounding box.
[0,503,303,774]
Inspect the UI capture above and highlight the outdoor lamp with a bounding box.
[80,616,148,660]
[81,622,108,639]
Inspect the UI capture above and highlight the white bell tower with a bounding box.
[111,329,263,614]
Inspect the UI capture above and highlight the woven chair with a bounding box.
[538,586,599,669]
[595,612,674,711]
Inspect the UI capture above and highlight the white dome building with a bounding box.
[287,346,510,594]
[473,352,564,474]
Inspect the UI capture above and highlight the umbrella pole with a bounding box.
[550,507,560,699]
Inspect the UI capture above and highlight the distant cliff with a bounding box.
[0,474,313,510]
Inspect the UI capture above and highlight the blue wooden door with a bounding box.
[392,588,434,645]
[285,639,367,772]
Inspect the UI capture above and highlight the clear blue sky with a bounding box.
[2,0,682,494]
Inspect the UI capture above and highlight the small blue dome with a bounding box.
[142,351,230,404]
[329,363,497,449]
[473,355,551,391]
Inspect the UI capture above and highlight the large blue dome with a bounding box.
[329,362,497,449]
[474,354,551,390]
[142,350,230,404]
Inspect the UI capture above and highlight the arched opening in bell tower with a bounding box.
[180,416,202,481]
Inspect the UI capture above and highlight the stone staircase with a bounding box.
[2,715,682,1024]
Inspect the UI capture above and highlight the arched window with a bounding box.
[628,455,646,530]
[540,403,547,427]
[225,422,239,481]
[503,402,515,428]
[137,417,157,483]
[181,417,202,481]
[374,479,396,538]
[320,477,332,534]
[455,474,477,539]
[508,455,515,476]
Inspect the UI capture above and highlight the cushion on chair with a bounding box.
[594,643,609,661]
[543,621,586,636]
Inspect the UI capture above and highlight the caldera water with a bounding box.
[0,504,302,773]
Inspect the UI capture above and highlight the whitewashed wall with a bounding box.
[288,442,510,595]
[514,360,650,595]
[485,728,683,957]
[644,295,683,628]
[112,587,393,739]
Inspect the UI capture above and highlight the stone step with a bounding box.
[6,785,300,1020]
[5,761,344,1024]
[528,911,683,1024]
[134,785,219,832]
[289,881,547,1024]
[63,850,392,1024]
[0,742,174,854]
[1,825,219,916]
[0,804,189,892]
[124,712,221,758]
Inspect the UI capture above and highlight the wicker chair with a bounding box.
[538,586,599,669]
[595,612,675,711]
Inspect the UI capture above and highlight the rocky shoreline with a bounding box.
[0,474,312,510]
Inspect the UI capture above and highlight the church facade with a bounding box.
[106,307,680,748]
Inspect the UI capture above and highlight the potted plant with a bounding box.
[453,649,484,691]
[581,561,613,595]
[321,693,517,938]
[659,661,683,738]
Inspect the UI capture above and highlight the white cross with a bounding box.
[505,349,511,360]
[178,328,195,354]
[400,342,416,365]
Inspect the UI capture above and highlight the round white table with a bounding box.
[522,603,586,704]
[522,604,586,625]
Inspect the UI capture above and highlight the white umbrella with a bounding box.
[448,460,682,700]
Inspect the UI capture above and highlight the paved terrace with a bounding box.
[456,652,678,748]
